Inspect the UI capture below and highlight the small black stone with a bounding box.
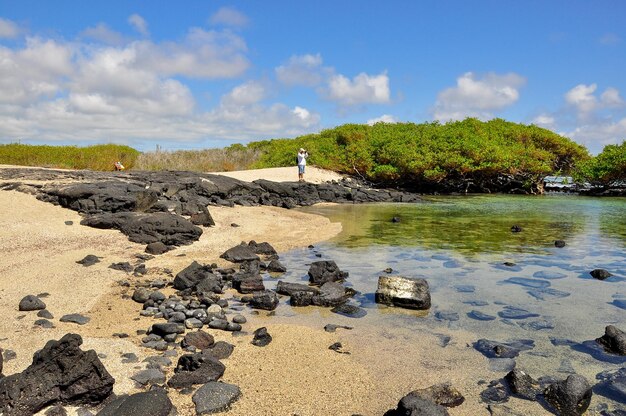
[251,327,272,347]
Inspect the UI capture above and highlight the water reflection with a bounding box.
[300,195,626,256]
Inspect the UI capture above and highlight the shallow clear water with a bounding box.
[266,195,626,411]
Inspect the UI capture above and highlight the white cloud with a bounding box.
[325,71,390,106]
[0,38,74,105]
[80,23,126,45]
[565,84,624,119]
[600,87,623,107]
[221,81,266,106]
[367,114,398,125]
[128,14,149,37]
[531,114,556,129]
[0,26,318,147]
[275,54,324,87]
[0,17,19,38]
[209,7,249,28]
[565,118,626,154]
[433,72,526,121]
[134,28,249,79]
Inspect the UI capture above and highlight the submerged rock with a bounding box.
[595,367,626,404]
[596,325,626,355]
[544,374,592,416]
[591,269,613,280]
[504,369,540,400]
[474,339,534,359]
[375,275,431,310]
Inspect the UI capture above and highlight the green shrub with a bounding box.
[0,143,140,171]
[249,118,590,188]
[575,141,626,183]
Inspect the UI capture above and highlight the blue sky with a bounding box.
[0,1,625,153]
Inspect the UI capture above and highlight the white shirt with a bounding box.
[297,152,308,166]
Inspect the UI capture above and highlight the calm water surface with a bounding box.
[265,195,626,411]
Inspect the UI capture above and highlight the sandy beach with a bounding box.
[0,166,557,416]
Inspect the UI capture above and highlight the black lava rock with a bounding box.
[307,260,349,285]
[251,327,272,347]
[0,334,114,415]
[76,255,101,266]
[544,374,592,416]
[18,295,46,311]
[504,369,540,400]
[591,269,613,280]
[596,325,626,355]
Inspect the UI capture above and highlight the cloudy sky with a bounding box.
[0,1,625,153]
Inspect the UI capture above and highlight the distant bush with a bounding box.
[247,118,590,189]
[576,141,626,183]
[135,145,262,172]
[0,143,140,171]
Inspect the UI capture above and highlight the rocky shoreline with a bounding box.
[0,167,420,250]
[0,167,624,415]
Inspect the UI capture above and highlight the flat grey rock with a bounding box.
[131,368,166,386]
[59,314,90,325]
[193,382,241,414]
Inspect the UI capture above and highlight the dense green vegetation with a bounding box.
[0,143,139,170]
[575,141,626,183]
[248,118,590,189]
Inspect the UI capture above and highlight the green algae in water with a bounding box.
[301,195,626,256]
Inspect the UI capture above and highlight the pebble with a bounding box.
[37,309,54,319]
[34,319,54,329]
[232,314,247,324]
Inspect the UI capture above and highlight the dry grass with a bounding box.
[134,147,262,172]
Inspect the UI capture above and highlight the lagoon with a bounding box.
[269,195,625,412]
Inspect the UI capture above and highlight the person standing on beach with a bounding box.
[297,148,308,182]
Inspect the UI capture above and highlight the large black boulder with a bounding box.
[81,212,202,246]
[248,290,279,311]
[544,374,592,416]
[173,261,217,291]
[291,282,355,307]
[0,334,114,416]
[220,244,260,263]
[307,260,349,285]
[45,181,149,214]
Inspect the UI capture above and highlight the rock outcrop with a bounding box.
[0,334,114,416]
